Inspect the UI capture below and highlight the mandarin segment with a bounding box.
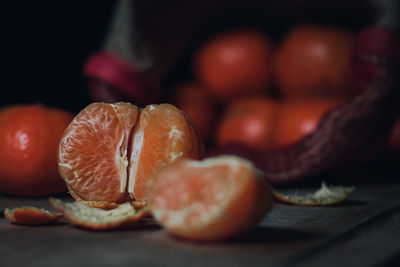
[147,155,273,241]
[58,102,139,203]
[128,104,204,202]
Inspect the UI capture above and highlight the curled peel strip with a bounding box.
[4,206,63,225]
[273,182,355,206]
[49,198,150,230]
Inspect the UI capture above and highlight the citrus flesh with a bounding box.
[58,102,138,203]
[58,102,203,205]
[128,104,203,202]
[147,155,273,241]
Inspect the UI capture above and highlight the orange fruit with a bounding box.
[173,83,216,143]
[0,105,73,196]
[194,29,273,102]
[272,98,344,148]
[58,102,203,205]
[147,155,273,241]
[216,97,279,151]
[274,25,357,99]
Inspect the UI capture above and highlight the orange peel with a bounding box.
[4,206,63,225]
[48,198,150,230]
[273,182,355,206]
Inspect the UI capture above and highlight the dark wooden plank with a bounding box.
[0,183,399,267]
[285,203,400,267]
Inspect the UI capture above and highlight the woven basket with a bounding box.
[84,0,400,184]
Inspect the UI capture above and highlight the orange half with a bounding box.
[58,102,138,203]
[128,104,203,202]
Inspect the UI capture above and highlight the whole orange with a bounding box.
[274,25,357,99]
[0,105,74,196]
[272,98,344,148]
[216,97,279,151]
[194,29,273,102]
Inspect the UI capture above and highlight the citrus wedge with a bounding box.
[147,155,273,241]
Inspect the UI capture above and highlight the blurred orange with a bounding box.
[173,83,216,143]
[216,97,279,151]
[147,155,273,241]
[274,25,357,99]
[0,105,73,196]
[272,98,344,147]
[194,29,273,102]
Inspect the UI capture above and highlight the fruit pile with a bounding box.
[172,25,361,150]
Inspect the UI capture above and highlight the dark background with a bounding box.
[3,2,116,114]
[3,1,374,115]
[1,1,398,182]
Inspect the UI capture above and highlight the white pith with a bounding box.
[58,103,132,196]
[110,103,129,194]
[169,125,184,141]
[58,162,73,170]
[115,133,128,193]
[58,122,77,185]
[127,130,144,196]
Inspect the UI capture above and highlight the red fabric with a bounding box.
[84,52,156,105]
[353,26,400,89]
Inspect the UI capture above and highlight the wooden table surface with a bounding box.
[1,180,399,267]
